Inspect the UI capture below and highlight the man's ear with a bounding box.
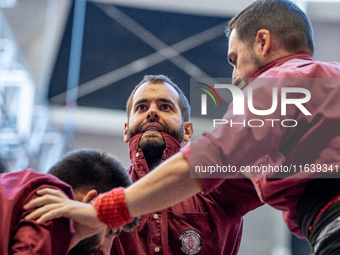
[82,189,98,203]
[254,29,271,56]
[123,122,129,143]
[183,122,193,142]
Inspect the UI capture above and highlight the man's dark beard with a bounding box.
[68,234,100,255]
[139,135,166,170]
[250,49,264,71]
[127,119,184,170]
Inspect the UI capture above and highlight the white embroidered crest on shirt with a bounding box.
[179,229,203,254]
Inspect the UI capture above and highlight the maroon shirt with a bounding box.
[111,132,263,255]
[186,53,340,237]
[0,169,74,255]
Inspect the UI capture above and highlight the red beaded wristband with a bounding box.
[92,187,133,229]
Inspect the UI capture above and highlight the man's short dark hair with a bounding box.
[48,149,137,231]
[126,75,190,122]
[226,0,314,56]
[48,149,131,194]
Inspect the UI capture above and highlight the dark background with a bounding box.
[48,1,233,110]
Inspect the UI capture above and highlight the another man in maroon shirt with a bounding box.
[1,169,73,255]
[111,75,263,255]
[0,149,136,255]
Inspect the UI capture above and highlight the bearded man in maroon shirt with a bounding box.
[110,75,263,255]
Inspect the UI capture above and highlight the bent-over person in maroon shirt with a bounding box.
[0,149,137,255]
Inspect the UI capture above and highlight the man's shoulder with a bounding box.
[1,169,50,186]
[0,169,74,199]
[263,58,340,78]
[283,58,340,72]
[0,169,73,255]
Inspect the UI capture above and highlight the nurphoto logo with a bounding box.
[191,78,312,129]
[196,82,223,115]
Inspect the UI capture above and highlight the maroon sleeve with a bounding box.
[180,142,190,163]
[211,178,264,217]
[181,142,229,193]
[182,132,263,215]
[10,185,72,255]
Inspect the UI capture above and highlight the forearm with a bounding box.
[125,152,204,217]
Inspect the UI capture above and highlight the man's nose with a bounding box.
[147,105,159,120]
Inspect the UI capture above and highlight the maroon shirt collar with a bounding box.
[128,131,182,164]
[249,53,313,79]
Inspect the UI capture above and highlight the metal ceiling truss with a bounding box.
[0,9,67,173]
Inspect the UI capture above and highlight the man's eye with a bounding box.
[160,104,170,111]
[137,105,147,111]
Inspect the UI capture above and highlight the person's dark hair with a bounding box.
[48,149,137,231]
[226,0,314,56]
[126,74,190,122]
[48,149,131,194]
